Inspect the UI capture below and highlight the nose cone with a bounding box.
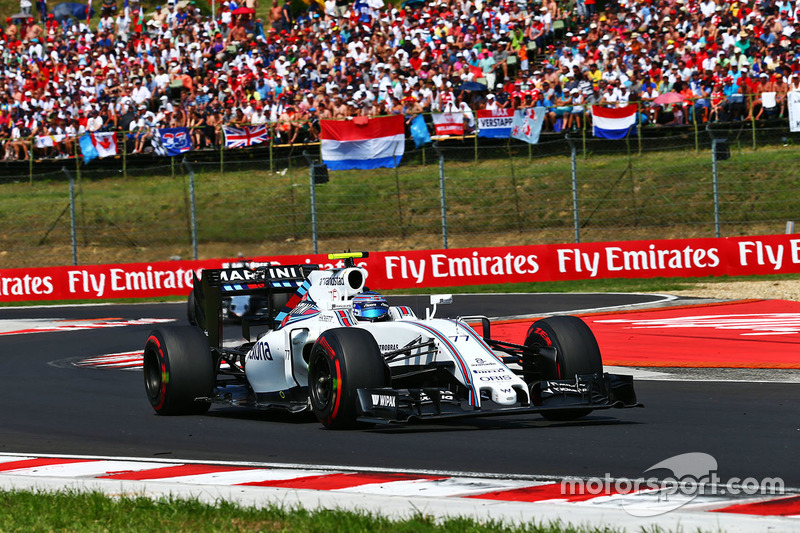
[490,386,518,406]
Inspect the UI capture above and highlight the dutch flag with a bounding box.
[320,115,405,171]
[591,105,638,140]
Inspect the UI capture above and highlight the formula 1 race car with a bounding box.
[143,253,640,428]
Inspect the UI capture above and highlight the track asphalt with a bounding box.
[1,293,799,530]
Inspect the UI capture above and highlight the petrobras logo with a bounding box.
[321,277,346,286]
[379,344,400,352]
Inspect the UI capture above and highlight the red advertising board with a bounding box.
[2,235,799,302]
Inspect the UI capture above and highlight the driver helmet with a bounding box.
[353,290,389,322]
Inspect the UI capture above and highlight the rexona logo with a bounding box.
[371,394,396,408]
[248,342,273,361]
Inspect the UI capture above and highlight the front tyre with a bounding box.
[524,315,603,421]
[308,328,389,429]
[143,326,214,415]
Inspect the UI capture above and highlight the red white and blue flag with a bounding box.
[591,105,638,139]
[477,108,514,138]
[155,127,192,156]
[223,125,269,148]
[320,115,405,171]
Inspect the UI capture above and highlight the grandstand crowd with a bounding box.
[1,0,799,160]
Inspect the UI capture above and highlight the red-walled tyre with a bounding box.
[308,328,389,429]
[143,326,214,415]
[524,315,603,421]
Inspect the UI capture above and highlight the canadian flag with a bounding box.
[92,132,118,158]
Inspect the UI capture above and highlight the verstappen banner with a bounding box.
[476,108,514,138]
[2,235,800,302]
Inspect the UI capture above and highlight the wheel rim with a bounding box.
[143,347,163,403]
[310,353,333,411]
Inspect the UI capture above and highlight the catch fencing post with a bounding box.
[121,131,127,179]
[566,135,581,243]
[303,151,320,254]
[61,167,78,266]
[707,126,727,238]
[29,138,33,184]
[220,136,224,174]
[692,98,700,152]
[749,93,757,150]
[269,124,274,172]
[182,158,199,260]
[433,142,448,249]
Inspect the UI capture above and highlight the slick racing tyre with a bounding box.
[308,328,389,429]
[524,315,603,421]
[143,326,214,415]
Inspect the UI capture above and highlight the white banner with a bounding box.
[788,91,800,132]
[511,107,545,145]
[431,113,464,136]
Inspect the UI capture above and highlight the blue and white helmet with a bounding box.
[353,291,389,322]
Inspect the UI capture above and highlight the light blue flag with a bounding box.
[409,114,431,149]
[511,107,546,145]
[79,133,98,164]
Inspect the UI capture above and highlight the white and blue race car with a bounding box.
[144,253,640,429]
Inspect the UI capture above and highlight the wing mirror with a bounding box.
[426,294,452,319]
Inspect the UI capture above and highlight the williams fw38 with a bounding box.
[143,253,641,429]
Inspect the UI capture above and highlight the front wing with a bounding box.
[356,373,641,424]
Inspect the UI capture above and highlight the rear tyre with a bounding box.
[143,326,214,415]
[524,315,603,421]
[308,328,389,429]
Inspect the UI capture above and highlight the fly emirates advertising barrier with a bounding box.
[1,234,799,302]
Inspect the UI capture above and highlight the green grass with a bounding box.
[3,143,798,269]
[0,490,619,533]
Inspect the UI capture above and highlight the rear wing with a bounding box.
[193,265,315,348]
